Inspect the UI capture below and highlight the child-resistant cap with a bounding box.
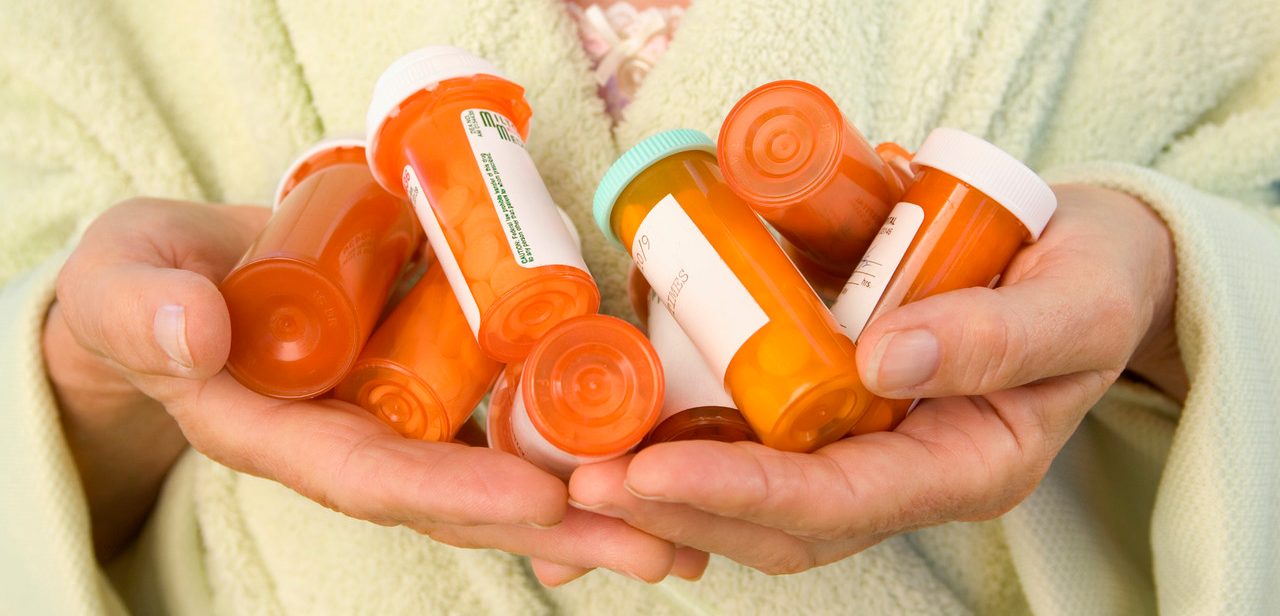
[366,46,506,148]
[593,129,716,246]
[521,314,664,457]
[910,128,1057,239]
[273,137,367,210]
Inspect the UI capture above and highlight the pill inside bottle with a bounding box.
[486,314,663,479]
[221,138,421,399]
[365,46,600,362]
[594,129,869,453]
[831,127,1057,433]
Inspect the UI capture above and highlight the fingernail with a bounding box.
[868,330,939,393]
[568,499,625,519]
[520,520,558,530]
[623,481,669,502]
[610,569,651,583]
[154,304,193,369]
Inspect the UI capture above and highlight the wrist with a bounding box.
[1101,186,1187,401]
[43,301,188,559]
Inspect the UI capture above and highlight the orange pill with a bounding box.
[221,139,421,399]
[367,47,600,362]
[487,315,663,479]
[595,129,867,452]
[334,262,501,442]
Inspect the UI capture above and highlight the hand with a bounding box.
[568,185,1183,574]
[48,198,699,583]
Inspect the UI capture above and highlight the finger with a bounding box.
[57,200,268,379]
[618,374,1106,540]
[571,458,842,575]
[529,559,591,587]
[671,547,710,581]
[857,277,1134,399]
[426,508,676,582]
[166,373,568,528]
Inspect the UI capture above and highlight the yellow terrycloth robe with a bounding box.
[2,0,1278,613]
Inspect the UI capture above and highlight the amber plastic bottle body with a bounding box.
[334,262,501,441]
[487,315,663,478]
[719,81,904,285]
[834,167,1030,433]
[638,282,755,446]
[221,158,421,399]
[611,150,867,452]
[368,76,600,362]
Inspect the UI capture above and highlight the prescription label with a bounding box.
[403,165,482,337]
[633,195,769,382]
[831,201,924,340]
[461,109,589,271]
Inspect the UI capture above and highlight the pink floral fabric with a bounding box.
[567,1,688,122]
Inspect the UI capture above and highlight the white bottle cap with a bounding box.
[910,128,1057,240]
[272,136,367,211]
[365,46,506,149]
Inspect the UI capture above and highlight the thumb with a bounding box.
[856,276,1136,399]
[56,199,266,381]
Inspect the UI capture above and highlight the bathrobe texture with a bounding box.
[2,0,1279,614]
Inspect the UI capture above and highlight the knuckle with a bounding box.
[756,546,816,576]
[961,297,1027,392]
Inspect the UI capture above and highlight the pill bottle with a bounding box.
[222,139,421,399]
[875,142,915,187]
[637,280,756,446]
[831,127,1057,431]
[594,129,866,453]
[718,80,905,288]
[334,260,501,441]
[487,315,663,479]
[366,46,600,362]
[453,416,489,447]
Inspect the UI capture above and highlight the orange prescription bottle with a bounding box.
[486,315,664,479]
[639,282,756,446]
[875,142,916,187]
[221,139,421,399]
[831,128,1057,433]
[594,129,868,453]
[365,46,600,362]
[333,261,501,442]
[718,81,906,287]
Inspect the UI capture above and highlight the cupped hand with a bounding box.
[569,184,1184,574]
[48,198,698,583]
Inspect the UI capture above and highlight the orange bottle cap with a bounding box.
[273,137,368,208]
[222,258,361,398]
[718,80,850,209]
[520,314,663,457]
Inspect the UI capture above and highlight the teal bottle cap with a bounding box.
[592,129,716,248]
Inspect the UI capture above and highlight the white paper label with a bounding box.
[509,382,616,478]
[461,109,589,271]
[647,290,735,421]
[831,201,925,340]
[633,194,769,382]
[403,166,482,336]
